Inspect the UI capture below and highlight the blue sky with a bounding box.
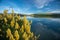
[0,0,60,14]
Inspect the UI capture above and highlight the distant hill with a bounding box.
[0,13,30,16]
[30,13,60,18]
[0,13,60,18]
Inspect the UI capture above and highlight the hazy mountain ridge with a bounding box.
[0,13,60,18]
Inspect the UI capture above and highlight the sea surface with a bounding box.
[27,16,60,40]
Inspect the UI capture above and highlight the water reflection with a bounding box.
[27,16,60,40]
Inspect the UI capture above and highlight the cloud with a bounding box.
[0,1,31,14]
[34,0,54,9]
[0,6,10,13]
[50,10,60,13]
[8,2,31,13]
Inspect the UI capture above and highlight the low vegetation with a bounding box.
[0,9,40,40]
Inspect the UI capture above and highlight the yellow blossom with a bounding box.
[7,15,10,19]
[23,16,28,25]
[15,14,20,21]
[30,32,34,37]
[14,30,19,40]
[0,15,2,19]
[16,19,18,22]
[10,17,15,27]
[3,10,8,16]
[25,25,31,33]
[6,28,12,37]
[4,17,7,23]
[9,34,15,40]
[15,22,19,29]
[7,14,12,19]
[0,9,39,40]
[25,37,29,40]
[10,20,15,27]
[20,25,24,33]
[9,14,13,19]
[22,32,28,39]
[17,15,20,20]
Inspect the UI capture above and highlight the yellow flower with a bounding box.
[17,15,20,20]
[30,32,34,37]
[7,15,9,18]
[25,25,31,33]
[9,34,15,40]
[4,17,7,23]
[15,15,20,21]
[7,14,12,19]
[10,17,15,27]
[10,20,15,27]
[25,38,29,40]
[28,35,30,38]
[23,16,28,25]
[22,32,27,39]
[16,19,18,22]
[22,32,30,40]
[0,9,39,40]
[9,14,12,19]
[3,10,8,16]
[14,30,19,40]
[20,25,24,33]
[15,22,19,29]
[6,28,12,37]
[0,15,2,19]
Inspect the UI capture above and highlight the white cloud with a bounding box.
[0,2,31,14]
[34,0,54,9]
[9,2,31,14]
[0,6,10,13]
[50,10,60,13]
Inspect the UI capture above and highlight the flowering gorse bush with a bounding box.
[0,9,40,40]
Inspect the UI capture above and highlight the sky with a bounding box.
[0,0,60,14]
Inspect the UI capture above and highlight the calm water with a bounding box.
[27,17,60,40]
